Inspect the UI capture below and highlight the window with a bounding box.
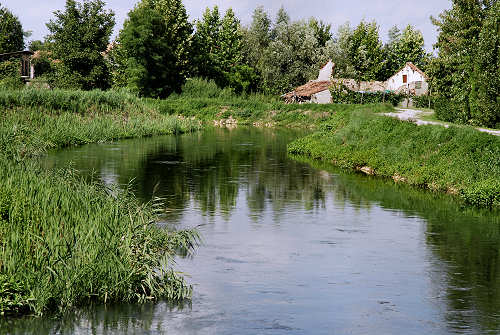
[402,75,407,84]
[21,58,29,77]
[415,81,422,89]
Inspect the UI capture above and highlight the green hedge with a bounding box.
[329,83,405,106]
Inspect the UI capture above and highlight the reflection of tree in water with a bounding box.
[40,127,500,334]
[301,157,500,334]
[0,300,191,335]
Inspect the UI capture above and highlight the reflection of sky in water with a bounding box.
[9,128,498,335]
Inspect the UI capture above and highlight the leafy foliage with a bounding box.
[0,58,23,89]
[45,0,115,90]
[330,82,405,106]
[113,0,192,97]
[347,21,385,81]
[430,0,498,127]
[468,1,499,128]
[383,25,429,78]
[0,4,24,53]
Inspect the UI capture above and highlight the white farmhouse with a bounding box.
[386,62,429,96]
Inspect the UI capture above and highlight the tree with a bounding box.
[116,0,192,97]
[191,7,255,93]
[192,6,222,81]
[326,22,356,78]
[469,1,499,127]
[46,0,115,90]
[348,21,385,82]
[383,25,427,78]
[309,18,332,47]
[143,0,192,84]
[241,6,271,69]
[0,4,24,53]
[430,0,495,124]
[259,8,327,93]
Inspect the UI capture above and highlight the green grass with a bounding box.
[140,78,391,127]
[0,89,202,317]
[288,106,500,209]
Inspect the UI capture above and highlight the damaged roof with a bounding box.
[283,80,331,99]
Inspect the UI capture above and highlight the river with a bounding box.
[3,127,500,334]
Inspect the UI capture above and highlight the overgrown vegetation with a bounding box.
[288,107,500,209]
[329,82,405,106]
[429,0,499,128]
[148,78,389,127]
[0,89,201,316]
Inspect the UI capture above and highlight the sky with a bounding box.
[3,0,451,51]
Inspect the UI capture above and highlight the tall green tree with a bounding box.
[46,0,115,90]
[192,6,256,93]
[143,0,192,84]
[348,20,385,82]
[430,0,495,124]
[308,18,332,47]
[241,6,271,69]
[259,8,327,93]
[116,0,192,97]
[383,25,427,78]
[0,4,24,53]
[326,22,356,78]
[192,6,222,81]
[469,1,499,127]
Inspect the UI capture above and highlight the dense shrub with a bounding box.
[413,94,434,109]
[0,59,23,89]
[330,83,405,106]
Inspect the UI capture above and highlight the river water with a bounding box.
[4,127,500,334]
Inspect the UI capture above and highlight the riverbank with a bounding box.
[287,107,500,209]
[0,89,201,316]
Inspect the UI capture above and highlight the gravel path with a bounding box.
[383,109,500,136]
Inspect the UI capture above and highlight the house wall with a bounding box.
[311,89,332,104]
[386,64,427,93]
[316,60,334,81]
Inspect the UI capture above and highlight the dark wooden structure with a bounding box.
[0,50,34,81]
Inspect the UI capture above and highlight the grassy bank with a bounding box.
[288,107,500,208]
[0,89,201,316]
[148,78,395,127]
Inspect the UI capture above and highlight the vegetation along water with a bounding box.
[0,0,499,330]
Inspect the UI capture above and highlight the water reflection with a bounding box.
[7,127,499,334]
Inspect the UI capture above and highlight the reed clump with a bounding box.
[0,88,201,317]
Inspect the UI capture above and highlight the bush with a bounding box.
[0,59,23,89]
[329,82,405,106]
[413,95,435,109]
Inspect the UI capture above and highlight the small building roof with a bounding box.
[390,62,429,80]
[0,50,34,57]
[283,80,331,99]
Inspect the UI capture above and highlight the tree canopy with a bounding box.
[0,4,24,53]
[46,0,115,90]
[430,0,498,127]
[115,0,192,97]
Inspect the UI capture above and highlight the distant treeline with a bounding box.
[0,0,498,128]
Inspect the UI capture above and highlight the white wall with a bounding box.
[311,90,332,104]
[386,64,427,91]
[316,60,334,81]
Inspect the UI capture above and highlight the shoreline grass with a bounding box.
[287,107,500,209]
[0,89,201,317]
[1,82,499,317]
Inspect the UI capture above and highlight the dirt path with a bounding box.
[383,109,500,136]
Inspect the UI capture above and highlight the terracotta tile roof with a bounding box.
[283,80,331,98]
